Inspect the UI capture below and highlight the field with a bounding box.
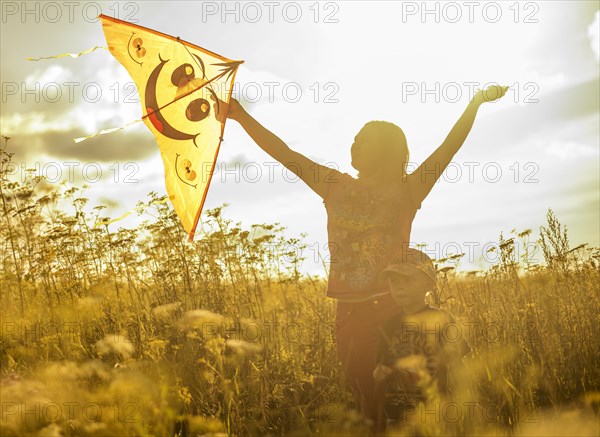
[1,144,599,436]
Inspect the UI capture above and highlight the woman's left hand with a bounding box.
[471,85,509,106]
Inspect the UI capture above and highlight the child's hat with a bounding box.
[382,249,436,282]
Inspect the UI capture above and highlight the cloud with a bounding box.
[224,153,250,165]
[588,10,600,63]
[538,139,599,161]
[2,54,142,135]
[24,64,74,85]
[233,64,294,105]
[1,111,73,135]
[6,128,156,163]
[470,77,599,155]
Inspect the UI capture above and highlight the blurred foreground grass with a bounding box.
[1,145,599,436]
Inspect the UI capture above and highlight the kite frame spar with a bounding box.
[98,14,243,242]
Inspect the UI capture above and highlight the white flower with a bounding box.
[152,302,182,320]
[225,339,262,356]
[176,309,227,331]
[95,334,134,358]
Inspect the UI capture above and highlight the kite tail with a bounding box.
[26,45,107,61]
[92,197,170,228]
[74,119,143,143]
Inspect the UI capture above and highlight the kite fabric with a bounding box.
[99,14,243,241]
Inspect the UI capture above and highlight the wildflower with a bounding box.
[95,334,135,358]
[152,302,182,320]
[176,309,226,331]
[225,339,262,356]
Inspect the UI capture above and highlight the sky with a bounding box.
[1,1,599,275]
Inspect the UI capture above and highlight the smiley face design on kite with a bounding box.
[127,33,146,65]
[145,54,218,147]
[175,154,197,188]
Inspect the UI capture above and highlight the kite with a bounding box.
[98,14,243,241]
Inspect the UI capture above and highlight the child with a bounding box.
[214,85,507,433]
[374,249,471,429]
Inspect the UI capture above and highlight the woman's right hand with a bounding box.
[211,96,244,123]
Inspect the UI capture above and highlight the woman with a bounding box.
[214,85,508,433]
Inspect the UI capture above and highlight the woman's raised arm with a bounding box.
[409,85,508,206]
[214,97,340,199]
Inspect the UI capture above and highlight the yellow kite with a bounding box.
[99,14,242,241]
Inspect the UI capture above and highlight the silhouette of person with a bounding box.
[374,249,471,433]
[213,84,508,434]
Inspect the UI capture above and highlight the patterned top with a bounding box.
[323,172,421,300]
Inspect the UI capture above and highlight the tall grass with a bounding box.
[1,141,599,436]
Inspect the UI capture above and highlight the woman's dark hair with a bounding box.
[360,120,409,179]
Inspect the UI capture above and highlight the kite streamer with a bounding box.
[74,118,143,143]
[26,45,107,61]
[92,196,170,228]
